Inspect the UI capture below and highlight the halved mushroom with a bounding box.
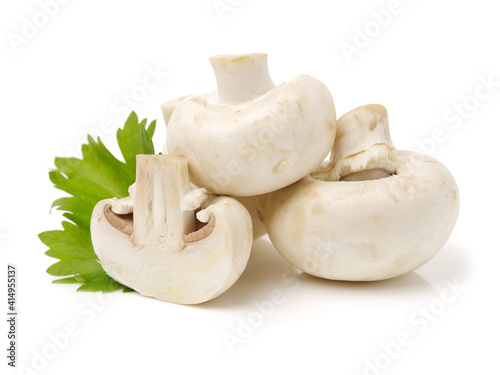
[162,52,337,197]
[265,104,460,281]
[90,155,253,304]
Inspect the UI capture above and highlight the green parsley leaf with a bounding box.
[39,112,156,293]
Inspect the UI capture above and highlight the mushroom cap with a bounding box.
[91,196,252,304]
[166,74,336,196]
[265,151,460,281]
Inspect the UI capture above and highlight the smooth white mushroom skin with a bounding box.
[235,194,268,239]
[164,53,337,197]
[161,94,192,127]
[90,155,253,304]
[265,151,459,281]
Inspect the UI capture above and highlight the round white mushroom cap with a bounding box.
[163,53,337,197]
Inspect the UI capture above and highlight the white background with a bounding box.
[1,0,499,374]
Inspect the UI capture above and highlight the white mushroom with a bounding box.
[163,53,337,197]
[235,194,268,239]
[161,94,192,127]
[90,155,253,304]
[265,104,460,281]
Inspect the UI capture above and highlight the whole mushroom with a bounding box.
[265,104,460,281]
[162,53,337,196]
[90,155,253,304]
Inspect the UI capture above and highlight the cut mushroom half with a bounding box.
[183,212,215,243]
[90,155,253,304]
[162,52,337,196]
[102,205,133,235]
[265,104,460,281]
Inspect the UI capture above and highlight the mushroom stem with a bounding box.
[133,155,195,249]
[209,53,275,105]
[312,104,398,182]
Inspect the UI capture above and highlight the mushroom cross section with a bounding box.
[90,155,253,304]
